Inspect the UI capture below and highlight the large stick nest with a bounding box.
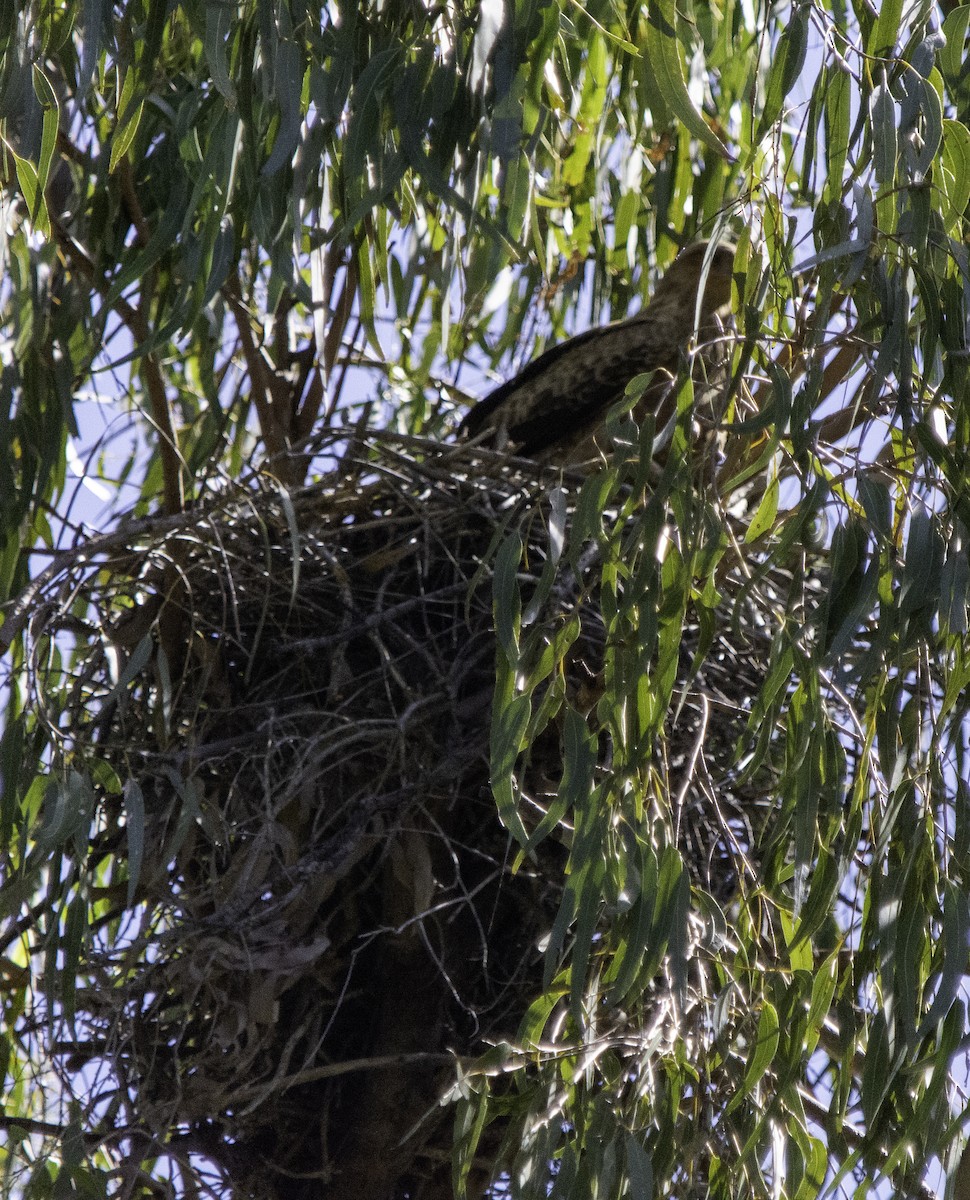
[21,431,802,1198]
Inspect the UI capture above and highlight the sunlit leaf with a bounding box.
[645,0,729,159]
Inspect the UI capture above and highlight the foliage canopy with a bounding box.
[2,1,970,1198]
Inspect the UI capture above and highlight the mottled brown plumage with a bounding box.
[460,240,736,462]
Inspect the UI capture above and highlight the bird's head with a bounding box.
[651,239,736,320]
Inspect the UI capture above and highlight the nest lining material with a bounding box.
[22,431,795,1196]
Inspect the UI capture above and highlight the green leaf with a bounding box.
[939,119,970,233]
[822,66,851,202]
[161,768,202,866]
[893,871,928,1045]
[757,7,808,141]
[98,634,154,714]
[805,952,840,1056]
[493,532,523,663]
[664,854,690,1003]
[36,773,90,853]
[202,217,237,307]
[10,150,40,227]
[109,67,144,172]
[123,779,146,907]
[857,474,892,541]
[941,529,970,636]
[489,686,531,849]
[860,1010,896,1123]
[452,1075,491,1198]
[941,7,970,84]
[870,71,897,187]
[905,71,943,184]
[735,999,780,1105]
[344,46,402,193]
[868,0,903,57]
[567,834,607,1028]
[625,1133,653,1197]
[822,519,877,659]
[263,31,304,177]
[900,510,944,615]
[604,843,660,1004]
[744,471,779,543]
[525,706,592,853]
[204,1,237,106]
[25,66,59,236]
[0,712,26,845]
[563,34,607,187]
[60,890,87,1019]
[645,0,729,159]
[916,883,970,1038]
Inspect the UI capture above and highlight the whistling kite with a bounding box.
[460,240,736,463]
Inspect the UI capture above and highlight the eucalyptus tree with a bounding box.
[2,3,970,1199]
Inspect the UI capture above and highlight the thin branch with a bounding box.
[50,219,184,515]
[321,245,360,425]
[222,274,293,473]
[226,1051,461,1106]
[115,153,151,248]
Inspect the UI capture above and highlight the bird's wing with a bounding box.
[461,314,677,454]
[458,241,736,459]
[459,323,612,438]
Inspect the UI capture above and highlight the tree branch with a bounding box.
[50,220,185,515]
[223,274,295,477]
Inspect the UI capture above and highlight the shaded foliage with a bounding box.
[1,1,970,1199]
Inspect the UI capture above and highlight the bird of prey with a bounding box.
[459,240,736,463]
